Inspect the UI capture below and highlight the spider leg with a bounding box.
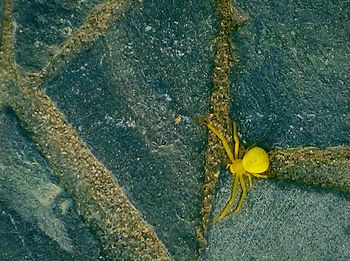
[201,120,235,162]
[208,174,239,224]
[232,120,240,159]
[227,174,247,217]
[245,172,253,189]
[251,173,268,179]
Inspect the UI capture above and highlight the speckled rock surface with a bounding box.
[0,108,106,261]
[0,0,3,47]
[13,0,104,72]
[231,0,349,149]
[42,1,217,258]
[203,178,350,261]
[203,0,350,260]
[1,0,349,260]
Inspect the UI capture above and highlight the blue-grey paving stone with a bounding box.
[43,1,217,259]
[203,1,350,260]
[231,0,349,149]
[0,0,3,48]
[0,108,106,261]
[12,0,103,72]
[203,177,350,261]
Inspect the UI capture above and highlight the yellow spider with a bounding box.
[201,119,269,224]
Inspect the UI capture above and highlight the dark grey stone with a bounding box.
[2,0,349,259]
[203,178,350,260]
[204,1,350,259]
[231,0,349,149]
[0,108,106,261]
[0,0,3,48]
[13,0,103,72]
[43,1,217,259]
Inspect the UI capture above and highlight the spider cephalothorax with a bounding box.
[202,119,269,224]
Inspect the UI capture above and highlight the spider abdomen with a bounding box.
[242,147,269,174]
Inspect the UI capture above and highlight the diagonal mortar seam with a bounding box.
[34,0,142,82]
[1,0,349,259]
[9,72,172,260]
[0,0,172,259]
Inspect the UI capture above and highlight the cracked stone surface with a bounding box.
[13,0,104,72]
[202,0,350,260]
[0,108,106,260]
[0,0,349,260]
[42,1,217,259]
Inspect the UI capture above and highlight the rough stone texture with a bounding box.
[42,1,217,259]
[12,76,172,259]
[203,0,350,260]
[0,0,3,48]
[1,0,350,260]
[196,1,248,253]
[13,0,103,72]
[1,0,172,259]
[231,0,349,149]
[270,146,350,193]
[203,178,350,261]
[0,108,106,261]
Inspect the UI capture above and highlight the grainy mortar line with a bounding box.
[10,73,172,260]
[0,0,171,259]
[2,0,349,259]
[36,0,141,82]
[0,0,15,107]
[270,146,350,193]
[0,0,14,64]
[196,0,247,257]
[196,0,350,258]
